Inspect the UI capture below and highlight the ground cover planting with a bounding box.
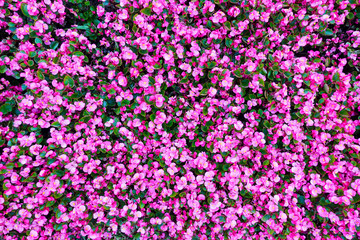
[1,0,360,239]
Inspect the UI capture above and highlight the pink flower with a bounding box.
[97,6,104,17]
[179,63,192,73]
[118,9,129,20]
[268,201,278,212]
[136,37,151,50]
[211,11,226,24]
[87,104,97,112]
[155,94,165,108]
[29,230,39,239]
[163,51,174,62]
[214,154,223,162]
[177,177,187,190]
[208,87,217,97]
[152,0,165,15]
[32,20,48,33]
[228,7,240,17]
[117,75,127,87]
[27,4,39,16]
[351,180,360,194]
[238,20,249,32]
[167,163,178,176]
[317,206,329,218]
[298,36,308,47]
[130,68,139,78]
[249,10,260,21]
[154,111,166,125]
[247,60,257,72]
[133,119,141,128]
[122,48,137,60]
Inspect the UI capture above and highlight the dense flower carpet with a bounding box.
[1,0,360,239]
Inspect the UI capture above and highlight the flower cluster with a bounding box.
[0,0,360,239]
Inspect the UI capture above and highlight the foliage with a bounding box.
[0,0,360,239]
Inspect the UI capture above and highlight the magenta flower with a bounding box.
[211,11,226,24]
[122,48,137,60]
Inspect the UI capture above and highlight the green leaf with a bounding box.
[139,49,148,55]
[35,38,42,44]
[329,155,335,163]
[73,51,84,57]
[53,170,65,177]
[68,45,75,52]
[141,7,152,16]
[263,120,270,128]
[200,88,208,96]
[74,25,89,30]
[298,195,306,205]
[240,190,253,199]
[51,121,61,127]
[154,63,162,69]
[6,163,14,169]
[54,224,62,231]
[21,4,30,17]
[233,69,242,78]
[352,194,360,203]
[170,191,178,198]
[46,201,56,207]
[206,121,214,127]
[263,160,270,166]
[50,41,59,50]
[225,38,233,48]
[337,189,344,196]
[0,65,6,74]
[347,12,354,19]
[47,158,57,165]
[339,109,349,118]
[37,70,44,80]
[332,72,340,82]
[121,99,130,106]
[134,233,141,240]
[64,75,74,87]
[241,79,249,87]
[284,72,292,78]
[109,88,116,94]
[323,29,333,36]
[222,163,230,172]
[56,209,62,218]
[149,76,155,85]
[203,107,208,115]
[29,51,37,58]
[219,216,226,223]
[224,21,231,30]
[261,214,271,222]
[206,61,216,69]
[0,103,12,115]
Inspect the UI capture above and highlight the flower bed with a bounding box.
[0,0,360,239]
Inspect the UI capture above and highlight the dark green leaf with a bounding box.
[332,72,340,82]
[21,4,30,17]
[141,7,152,16]
[0,103,12,115]
[50,41,59,50]
[53,170,65,177]
[323,29,333,36]
[64,75,74,87]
